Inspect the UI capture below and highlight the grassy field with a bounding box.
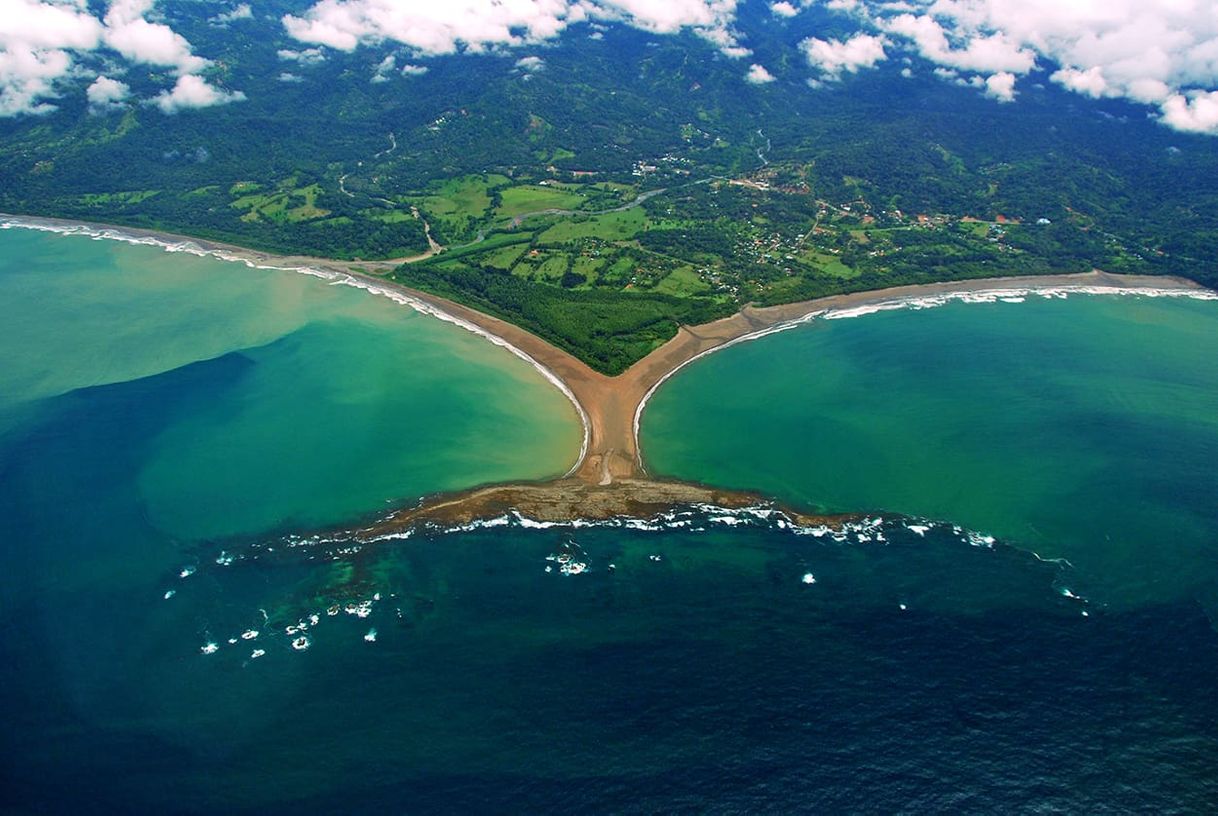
[572,255,605,280]
[798,248,857,278]
[654,265,711,296]
[75,190,161,206]
[494,184,587,220]
[420,174,503,218]
[412,174,506,240]
[431,231,533,263]
[231,181,329,224]
[365,208,415,223]
[537,207,646,243]
[483,242,530,270]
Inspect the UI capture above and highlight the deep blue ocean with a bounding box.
[2,228,1217,813]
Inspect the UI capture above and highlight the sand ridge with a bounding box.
[2,216,1209,490]
[343,269,1208,485]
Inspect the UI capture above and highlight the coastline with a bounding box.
[3,213,1213,493]
[628,275,1218,471]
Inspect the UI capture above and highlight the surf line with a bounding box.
[630,283,1218,472]
[0,216,593,479]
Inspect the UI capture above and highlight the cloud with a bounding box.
[515,55,545,73]
[210,3,253,26]
[0,0,245,116]
[283,0,747,58]
[154,73,245,113]
[983,70,1015,102]
[770,1,798,16]
[277,47,327,65]
[0,0,104,115]
[882,13,1032,75]
[745,63,775,83]
[831,0,1218,133]
[801,33,887,79]
[86,74,129,107]
[368,51,432,82]
[1162,90,1218,134]
[371,53,395,82]
[1051,66,1107,99]
[1,0,103,50]
[103,0,208,73]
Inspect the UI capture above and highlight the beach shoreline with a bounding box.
[3,213,1212,493]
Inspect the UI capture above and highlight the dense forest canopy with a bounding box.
[2,0,1216,372]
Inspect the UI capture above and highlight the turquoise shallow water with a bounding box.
[2,229,1217,812]
[0,226,581,601]
[642,293,1218,609]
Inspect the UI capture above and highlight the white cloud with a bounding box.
[0,46,71,115]
[801,33,887,79]
[401,62,427,75]
[745,63,775,83]
[278,47,327,65]
[283,0,747,58]
[371,53,395,82]
[1051,66,1107,99]
[770,1,798,16]
[833,0,1218,133]
[983,70,1015,102]
[516,55,546,73]
[0,0,104,115]
[86,74,129,106]
[1,0,104,50]
[103,0,208,73]
[1161,90,1218,134]
[154,73,245,113]
[210,3,253,26]
[882,12,1032,75]
[2,0,239,116]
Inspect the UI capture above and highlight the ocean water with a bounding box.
[2,229,1217,812]
[643,293,1218,611]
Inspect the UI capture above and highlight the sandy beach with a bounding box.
[3,214,1211,495]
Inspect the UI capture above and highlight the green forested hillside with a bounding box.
[2,2,1215,372]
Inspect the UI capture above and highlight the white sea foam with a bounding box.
[358,504,931,547]
[0,216,592,479]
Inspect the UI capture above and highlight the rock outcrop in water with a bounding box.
[351,478,858,538]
